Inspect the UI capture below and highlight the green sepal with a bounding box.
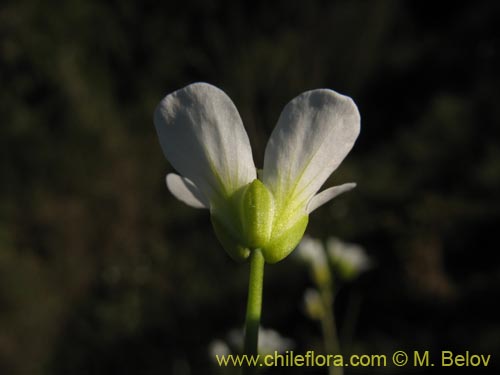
[211,214,251,262]
[262,214,309,264]
[239,179,274,249]
[210,178,309,264]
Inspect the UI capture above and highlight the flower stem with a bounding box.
[243,248,265,375]
[321,286,342,375]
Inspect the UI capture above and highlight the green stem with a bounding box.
[242,248,265,375]
[321,286,343,375]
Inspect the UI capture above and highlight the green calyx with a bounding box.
[239,179,274,249]
[211,179,309,264]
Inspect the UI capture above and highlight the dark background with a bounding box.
[1,0,499,374]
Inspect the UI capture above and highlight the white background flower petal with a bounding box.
[154,83,256,203]
[327,237,372,273]
[166,173,208,209]
[306,182,356,213]
[296,235,326,266]
[263,89,360,211]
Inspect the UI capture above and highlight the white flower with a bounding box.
[303,288,324,320]
[296,235,330,285]
[226,326,293,355]
[154,83,360,263]
[209,339,231,359]
[327,238,371,280]
[257,327,294,355]
[296,235,327,269]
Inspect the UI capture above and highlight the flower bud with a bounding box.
[303,288,324,320]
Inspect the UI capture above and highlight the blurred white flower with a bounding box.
[221,326,293,355]
[154,83,360,263]
[327,237,371,280]
[296,236,327,269]
[209,339,231,358]
[296,235,330,285]
[303,288,324,320]
[258,327,294,355]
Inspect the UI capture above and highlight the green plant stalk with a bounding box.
[320,285,343,375]
[243,248,265,375]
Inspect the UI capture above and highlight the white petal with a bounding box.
[263,89,360,211]
[306,183,356,213]
[154,83,256,204]
[166,173,208,209]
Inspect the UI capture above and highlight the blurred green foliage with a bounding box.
[1,0,499,374]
